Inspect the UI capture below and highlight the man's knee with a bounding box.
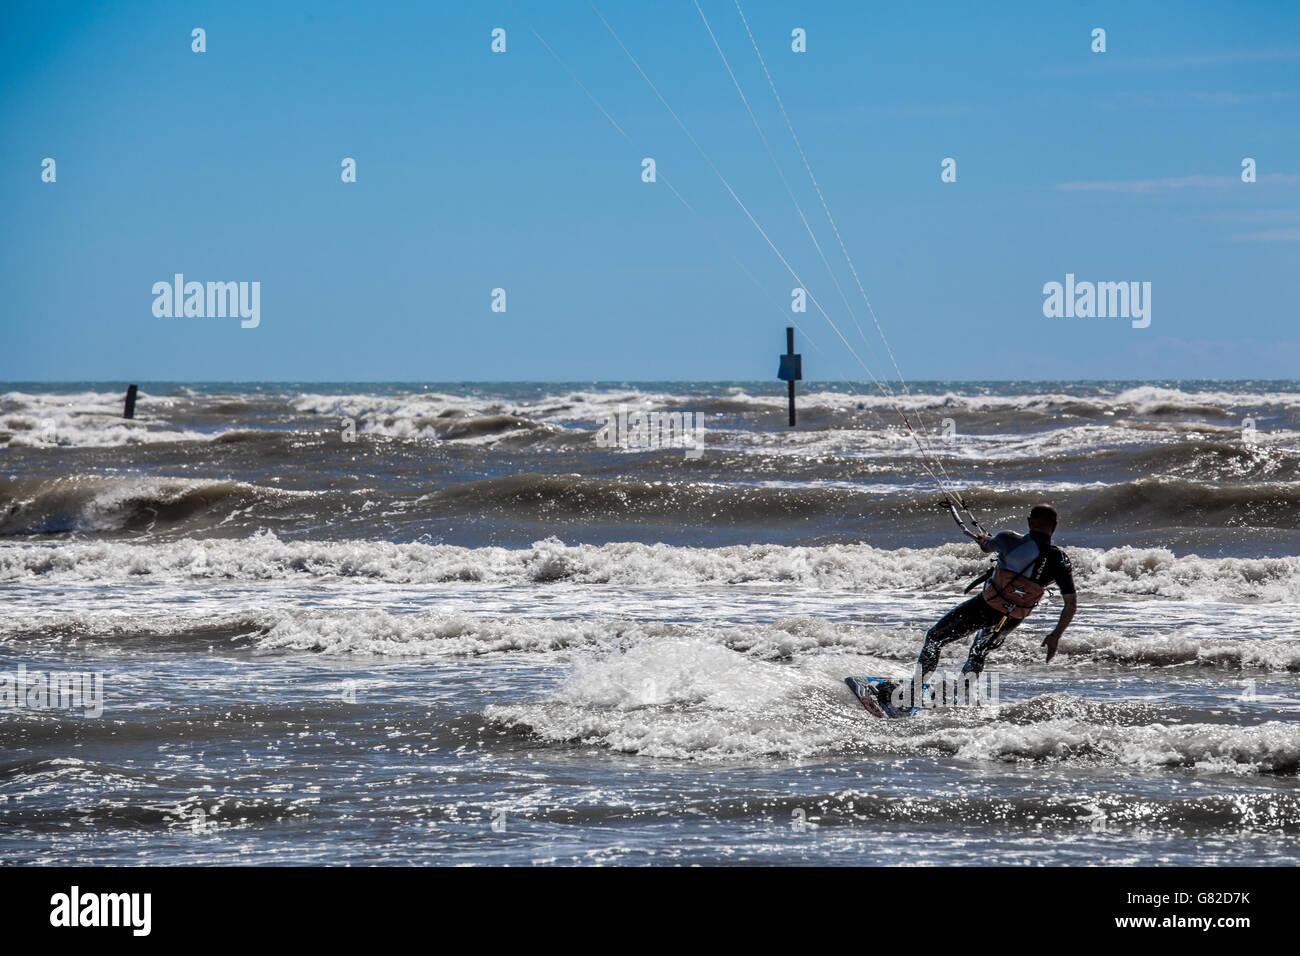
[925,619,961,646]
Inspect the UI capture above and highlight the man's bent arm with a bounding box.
[1041,593,1077,663]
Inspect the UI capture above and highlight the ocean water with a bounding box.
[2,380,1299,865]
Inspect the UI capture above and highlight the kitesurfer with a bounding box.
[880,503,1077,709]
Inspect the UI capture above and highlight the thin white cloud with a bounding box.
[1091,90,1300,110]
[1044,46,1300,76]
[1191,90,1300,106]
[1122,48,1300,70]
[1229,228,1300,242]
[1055,173,1300,193]
[806,102,971,124]
[1186,209,1300,223]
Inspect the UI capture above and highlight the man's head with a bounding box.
[1028,503,1058,536]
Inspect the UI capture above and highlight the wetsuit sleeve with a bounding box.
[1053,549,1077,596]
[989,531,1020,556]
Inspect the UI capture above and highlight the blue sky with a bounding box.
[1,0,1297,382]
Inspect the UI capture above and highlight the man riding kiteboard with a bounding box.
[875,503,1077,711]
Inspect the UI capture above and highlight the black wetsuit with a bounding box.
[917,529,1075,677]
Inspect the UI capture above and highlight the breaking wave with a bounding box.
[3,534,1298,602]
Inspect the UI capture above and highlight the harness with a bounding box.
[981,566,1045,619]
[944,502,1049,624]
[979,535,1050,620]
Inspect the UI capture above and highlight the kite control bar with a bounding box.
[942,499,987,541]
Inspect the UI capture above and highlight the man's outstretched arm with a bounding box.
[1041,593,1077,663]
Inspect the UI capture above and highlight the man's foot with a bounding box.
[874,680,898,713]
[880,680,928,714]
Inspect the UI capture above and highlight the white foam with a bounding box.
[3,535,1299,603]
[254,609,609,657]
[6,383,1296,449]
[488,638,849,759]
[921,712,1300,775]
[488,643,1300,769]
[0,389,212,448]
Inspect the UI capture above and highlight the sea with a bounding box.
[2,380,1299,865]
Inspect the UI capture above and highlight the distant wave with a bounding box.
[3,534,1299,602]
[0,388,207,448]
[0,476,309,535]
[416,472,1300,528]
[7,602,1300,673]
[3,382,1297,449]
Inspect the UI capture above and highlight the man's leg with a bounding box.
[875,597,998,713]
[916,596,989,679]
[961,616,1020,676]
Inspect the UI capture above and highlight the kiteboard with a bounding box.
[844,675,931,719]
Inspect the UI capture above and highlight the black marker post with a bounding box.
[123,384,138,420]
[777,327,801,426]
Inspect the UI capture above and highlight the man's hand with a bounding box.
[1041,629,1063,663]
